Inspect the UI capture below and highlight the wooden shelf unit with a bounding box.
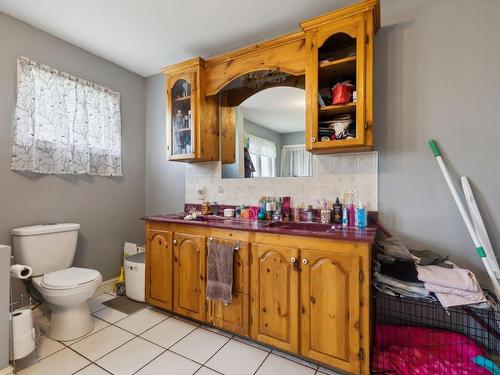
[319,102,356,116]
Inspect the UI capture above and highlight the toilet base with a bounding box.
[45,302,94,341]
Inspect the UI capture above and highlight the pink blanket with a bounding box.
[373,324,489,375]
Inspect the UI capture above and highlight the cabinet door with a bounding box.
[173,233,206,321]
[251,243,299,353]
[167,72,197,161]
[211,293,249,336]
[209,241,250,336]
[306,14,369,152]
[145,230,173,310]
[300,248,361,374]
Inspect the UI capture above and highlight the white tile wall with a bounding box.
[185,152,378,211]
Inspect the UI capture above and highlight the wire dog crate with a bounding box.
[372,291,500,374]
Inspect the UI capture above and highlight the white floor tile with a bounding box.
[75,364,111,374]
[88,294,116,313]
[206,339,268,375]
[140,317,197,348]
[272,349,319,369]
[195,367,220,375]
[70,325,134,361]
[115,308,167,334]
[136,350,201,375]
[14,335,65,370]
[170,327,230,364]
[63,317,110,346]
[92,307,129,323]
[96,337,164,375]
[256,354,316,375]
[17,348,89,375]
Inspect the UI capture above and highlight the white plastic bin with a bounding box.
[124,252,145,302]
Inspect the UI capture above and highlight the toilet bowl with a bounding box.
[11,223,103,342]
[32,267,102,341]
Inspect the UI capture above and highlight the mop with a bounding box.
[428,140,500,298]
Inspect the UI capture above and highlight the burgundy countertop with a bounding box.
[143,213,377,243]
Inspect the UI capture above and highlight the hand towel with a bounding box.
[206,239,236,304]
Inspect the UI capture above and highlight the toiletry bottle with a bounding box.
[293,206,300,222]
[348,202,355,227]
[333,197,342,225]
[342,204,348,227]
[265,198,272,221]
[212,201,218,216]
[306,205,314,222]
[354,202,359,228]
[357,201,366,229]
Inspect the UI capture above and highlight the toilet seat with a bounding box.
[41,267,101,290]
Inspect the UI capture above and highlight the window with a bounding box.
[246,133,276,178]
[11,56,122,176]
[280,144,313,177]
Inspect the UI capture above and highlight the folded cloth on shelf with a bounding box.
[376,237,416,262]
[417,264,486,308]
[411,249,453,268]
[374,272,430,298]
[206,238,236,304]
[380,260,419,282]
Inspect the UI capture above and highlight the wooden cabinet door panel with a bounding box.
[233,241,249,295]
[211,293,249,336]
[300,248,360,374]
[145,230,173,310]
[251,243,299,353]
[173,233,206,321]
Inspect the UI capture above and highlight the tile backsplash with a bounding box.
[185,152,378,211]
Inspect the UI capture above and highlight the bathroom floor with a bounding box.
[16,292,340,375]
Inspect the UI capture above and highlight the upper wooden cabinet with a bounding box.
[162,58,218,162]
[160,0,380,159]
[302,0,379,153]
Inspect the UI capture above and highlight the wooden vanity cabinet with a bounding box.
[145,221,372,375]
[145,230,173,310]
[173,232,207,321]
[162,57,218,162]
[302,0,379,154]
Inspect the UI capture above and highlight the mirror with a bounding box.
[219,71,312,179]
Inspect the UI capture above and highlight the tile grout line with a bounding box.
[252,351,272,375]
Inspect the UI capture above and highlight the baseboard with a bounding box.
[0,365,14,375]
[94,276,119,297]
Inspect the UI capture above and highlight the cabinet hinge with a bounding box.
[204,302,208,311]
[359,271,364,282]
[359,348,364,361]
[365,34,369,44]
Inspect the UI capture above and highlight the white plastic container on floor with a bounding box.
[124,252,145,302]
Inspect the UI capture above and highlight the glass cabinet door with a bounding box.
[170,78,194,157]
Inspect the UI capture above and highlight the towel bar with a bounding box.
[207,237,240,251]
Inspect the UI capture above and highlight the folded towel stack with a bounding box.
[417,264,486,308]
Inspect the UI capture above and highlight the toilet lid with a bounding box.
[42,267,101,289]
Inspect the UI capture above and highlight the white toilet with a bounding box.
[12,223,102,341]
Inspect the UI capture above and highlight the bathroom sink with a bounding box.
[265,221,338,233]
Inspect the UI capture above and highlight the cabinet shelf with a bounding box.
[319,55,356,69]
[175,127,191,132]
[319,102,356,116]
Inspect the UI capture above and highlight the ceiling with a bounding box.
[0,0,424,77]
[240,87,305,134]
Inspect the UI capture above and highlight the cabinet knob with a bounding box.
[173,239,177,245]
[291,257,296,263]
[302,258,308,265]
[311,137,316,143]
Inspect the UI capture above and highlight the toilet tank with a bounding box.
[12,223,80,276]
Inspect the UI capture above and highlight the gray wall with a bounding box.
[0,245,10,370]
[0,12,145,282]
[282,131,305,146]
[145,74,185,215]
[375,0,500,286]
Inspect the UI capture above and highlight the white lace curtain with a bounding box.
[11,56,122,176]
[247,133,276,177]
[280,144,313,177]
